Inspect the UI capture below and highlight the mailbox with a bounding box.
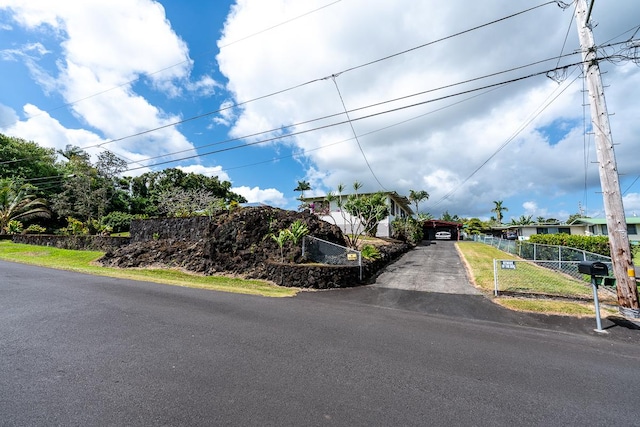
[578,261,609,277]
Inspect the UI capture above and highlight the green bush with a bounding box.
[361,244,381,260]
[101,211,146,233]
[528,234,611,257]
[391,217,423,244]
[24,224,47,234]
[6,220,23,234]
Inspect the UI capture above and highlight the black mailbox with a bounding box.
[578,261,609,277]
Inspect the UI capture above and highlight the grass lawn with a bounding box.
[456,241,618,316]
[0,241,297,298]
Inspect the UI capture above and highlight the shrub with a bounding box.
[361,244,381,260]
[528,233,611,257]
[6,220,23,234]
[392,217,423,244]
[24,224,47,234]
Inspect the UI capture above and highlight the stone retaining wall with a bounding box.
[130,216,212,242]
[12,235,130,251]
[263,261,362,289]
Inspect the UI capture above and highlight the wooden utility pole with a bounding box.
[575,0,639,317]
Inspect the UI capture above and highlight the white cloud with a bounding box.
[232,185,286,207]
[623,193,640,217]
[217,0,640,217]
[0,0,201,162]
[177,164,230,182]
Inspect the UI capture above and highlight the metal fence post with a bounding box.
[493,259,498,296]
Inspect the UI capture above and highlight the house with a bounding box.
[568,217,640,243]
[495,217,640,243]
[302,191,413,238]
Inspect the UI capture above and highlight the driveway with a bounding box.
[374,240,479,294]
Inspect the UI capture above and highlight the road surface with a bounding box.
[1,259,639,426]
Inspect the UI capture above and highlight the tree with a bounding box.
[0,179,50,233]
[566,213,588,225]
[293,180,311,200]
[0,134,62,198]
[441,211,460,222]
[129,168,245,216]
[510,215,533,226]
[491,200,508,224]
[408,189,429,217]
[324,182,387,247]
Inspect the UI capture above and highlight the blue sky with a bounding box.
[1,0,639,222]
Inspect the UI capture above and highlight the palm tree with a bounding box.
[491,200,508,224]
[0,179,51,233]
[408,189,429,217]
[293,180,311,200]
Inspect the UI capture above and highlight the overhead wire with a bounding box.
[1,1,573,171]
[124,59,593,173]
[328,75,387,191]
[65,1,564,152]
[0,0,343,129]
[426,69,582,210]
[122,50,589,169]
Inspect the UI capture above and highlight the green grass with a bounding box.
[0,241,297,297]
[457,241,617,315]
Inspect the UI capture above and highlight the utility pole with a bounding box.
[575,0,639,318]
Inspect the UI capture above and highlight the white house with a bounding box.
[302,192,413,238]
[569,217,640,243]
[498,217,640,243]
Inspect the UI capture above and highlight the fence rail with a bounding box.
[302,236,362,280]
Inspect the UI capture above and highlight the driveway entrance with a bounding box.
[374,240,480,294]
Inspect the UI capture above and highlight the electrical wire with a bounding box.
[0,0,343,129]
[125,60,589,173]
[426,71,581,210]
[121,51,589,168]
[49,1,564,153]
[329,75,387,191]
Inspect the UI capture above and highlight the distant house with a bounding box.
[495,217,640,243]
[302,192,413,238]
[569,217,640,243]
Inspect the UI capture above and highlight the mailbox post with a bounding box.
[579,261,609,333]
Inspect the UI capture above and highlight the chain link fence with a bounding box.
[473,235,612,263]
[302,236,362,280]
[492,259,614,297]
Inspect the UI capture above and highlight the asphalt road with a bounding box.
[1,259,639,426]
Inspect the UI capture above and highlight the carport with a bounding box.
[423,220,463,240]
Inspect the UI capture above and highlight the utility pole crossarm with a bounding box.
[574,0,639,317]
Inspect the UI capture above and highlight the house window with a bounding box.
[589,225,596,234]
[628,224,637,235]
[537,227,548,234]
[390,200,396,216]
[559,227,570,234]
[601,224,608,235]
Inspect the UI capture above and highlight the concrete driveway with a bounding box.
[374,240,480,294]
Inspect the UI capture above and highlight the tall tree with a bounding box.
[408,189,429,216]
[293,180,311,200]
[0,134,62,198]
[491,200,508,224]
[0,178,50,233]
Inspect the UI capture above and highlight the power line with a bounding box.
[0,1,343,129]
[123,50,589,168]
[65,1,563,152]
[427,71,581,210]
[328,75,387,191]
[126,60,591,173]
